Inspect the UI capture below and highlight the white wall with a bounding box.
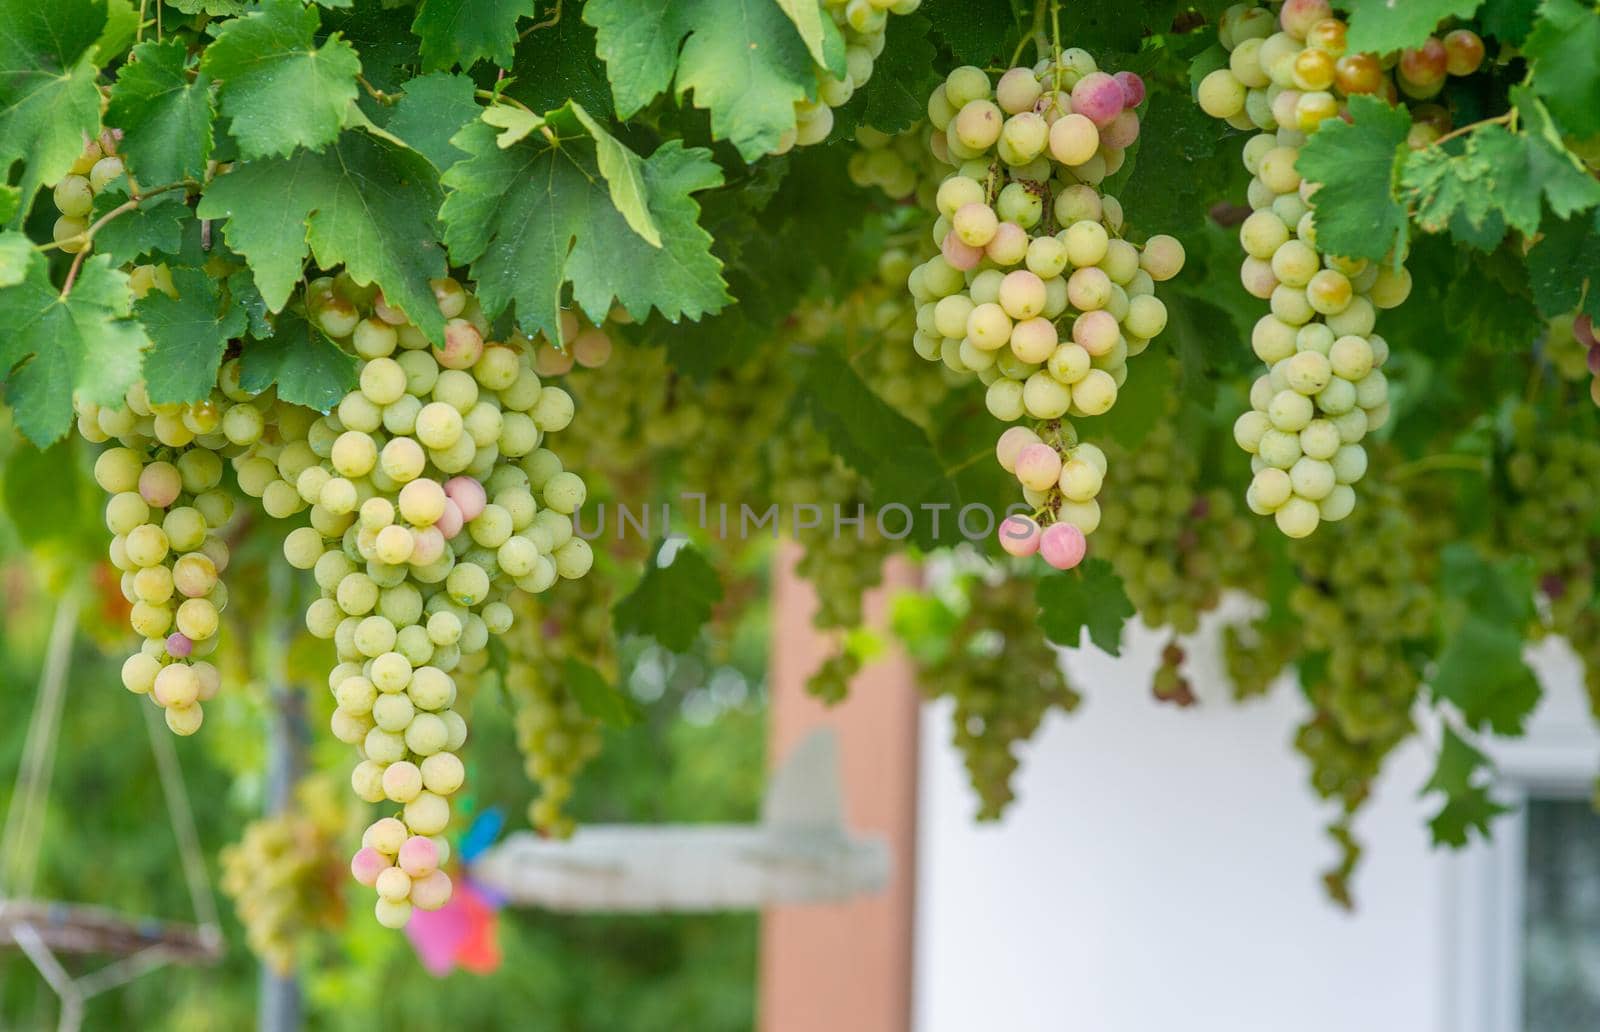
[913,605,1597,1032]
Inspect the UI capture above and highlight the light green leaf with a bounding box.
[1036,559,1135,656]
[237,312,356,412]
[0,256,149,446]
[481,104,545,148]
[0,230,35,288]
[1298,95,1412,262]
[201,0,362,160]
[773,0,844,74]
[1344,0,1483,53]
[1523,0,1600,138]
[197,128,448,343]
[583,0,815,161]
[563,658,641,727]
[0,186,16,224]
[0,0,106,226]
[94,0,139,62]
[386,72,480,171]
[612,542,723,652]
[411,0,534,71]
[440,113,729,342]
[571,101,661,248]
[106,40,216,185]
[137,268,248,405]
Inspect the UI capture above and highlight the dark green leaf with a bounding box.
[796,355,961,551]
[0,257,148,446]
[2,437,86,547]
[412,0,533,71]
[1298,95,1411,262]
[563,658,642,727]
[921,0,1013,66]
[1037,558,1135,656]
[1120,92,1238,238]
[106,39,216,185]
[439,115,729,342]
[386,72,480,171]
[850,13,938,134]
[1526,209,1600,320]
[506,1,615,119]
[1344,0,1483,53]
[1433,614,1540,735]
[0,0,105,225]
[137,268,248,405]
[583,0,815,161]
[1481,0,1541,43]
[1523,0,1600,137]
[237,312,356,412]
[89,188,188,266]
[197,128,448,343]
[1421,724,1508,847]
[200,0,362,160]
[612,541,723,653]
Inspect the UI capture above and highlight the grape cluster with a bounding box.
[79,380,241,735]
[47,130,131,255]
[849,124,939,204]
[1197,3,1420,537]
[259,273,591,928]
[1503,414,1600,633]
[1153,640,1198,707]
[1200,3,1483,138]
[770,416,894,700]
[501,580,608,837]
[906,53,1186,565]
[1222,616,1300,700]
[914,574,1081,819]
[219,776,349,974]
[779,0,924,153]
[1091,411,1260,634]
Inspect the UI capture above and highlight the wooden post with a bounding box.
[759,545,921,1032]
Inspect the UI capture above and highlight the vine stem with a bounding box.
[1011,0,1049,68]
[518,0,561,40]
[1388,453,1490,480]
[1429,111,1514,148]
[357,76,399,105]
[1050,0,1063,91]
[55,180,196,298]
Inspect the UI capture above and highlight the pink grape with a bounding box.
[437,319,484,370]
[139,462,182,508]
[1072,310,1121,356]
[436,498,464,539]
[410,526,447,565]
[1113,71,1146,108]
[1039,522,1087,570]
[1070,72,1123,126]
[995,426,1041,472]
[166,632,193,658]
[1576,314,1597,349]
[398,835,440,877]
[941,231,983,271]
[985,222,1030,266]
[1015,443,1064,492]
[1099,109,1141,149]
[1588,347,1600,377]
[351,846,387,886]
[410,869,453,911]
[443,476,486,521]
[998,515,1042,557]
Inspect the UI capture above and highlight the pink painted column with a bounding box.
[759,544,921,1032]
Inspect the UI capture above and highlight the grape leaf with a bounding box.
[773,0,844,74]
[105,40,216,186]
[386,72,479,171]
[1438,543,1535,628]
[1421,725,1508,848]
[171,0,248,12]
[137,268,247,405]
[0,186,16,224]
[1,437,90,548]
[612,541,723,653]
[1523,0,1600,138]
[563,658,642,727]
[1297,95,1412,262]
[0,230,32,287]
[1036,559,1135,657]
[506,2,615,120]
[569,102,661,247]
[200,0,362,160]
[921,0,1013,66]
[439,113,729,342]
[1120,91,1238,237]
[1481,0,1542,43]
[1526,210,1600,320]
[228,268,274,338]
[88,188,189,266]
[237,312,356,412]
[795,355,962,551]
[0,0,106,226]
[1344,0,1483,53]
[94,0,138,62]
[1444,247,1544,350]
[1433,615,1540,735]
[323,0,420,93]
[847,12,938,134]
[412,0,532,71]
[583,0,815,161]
[196,128,448,343]
[1078,351,1172,450]
[1062,0,1178,53]
[0,256,149,446]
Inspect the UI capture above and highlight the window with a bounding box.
[1520,796,1600,1030]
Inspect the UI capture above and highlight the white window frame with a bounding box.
[1441,726,1600,1032]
